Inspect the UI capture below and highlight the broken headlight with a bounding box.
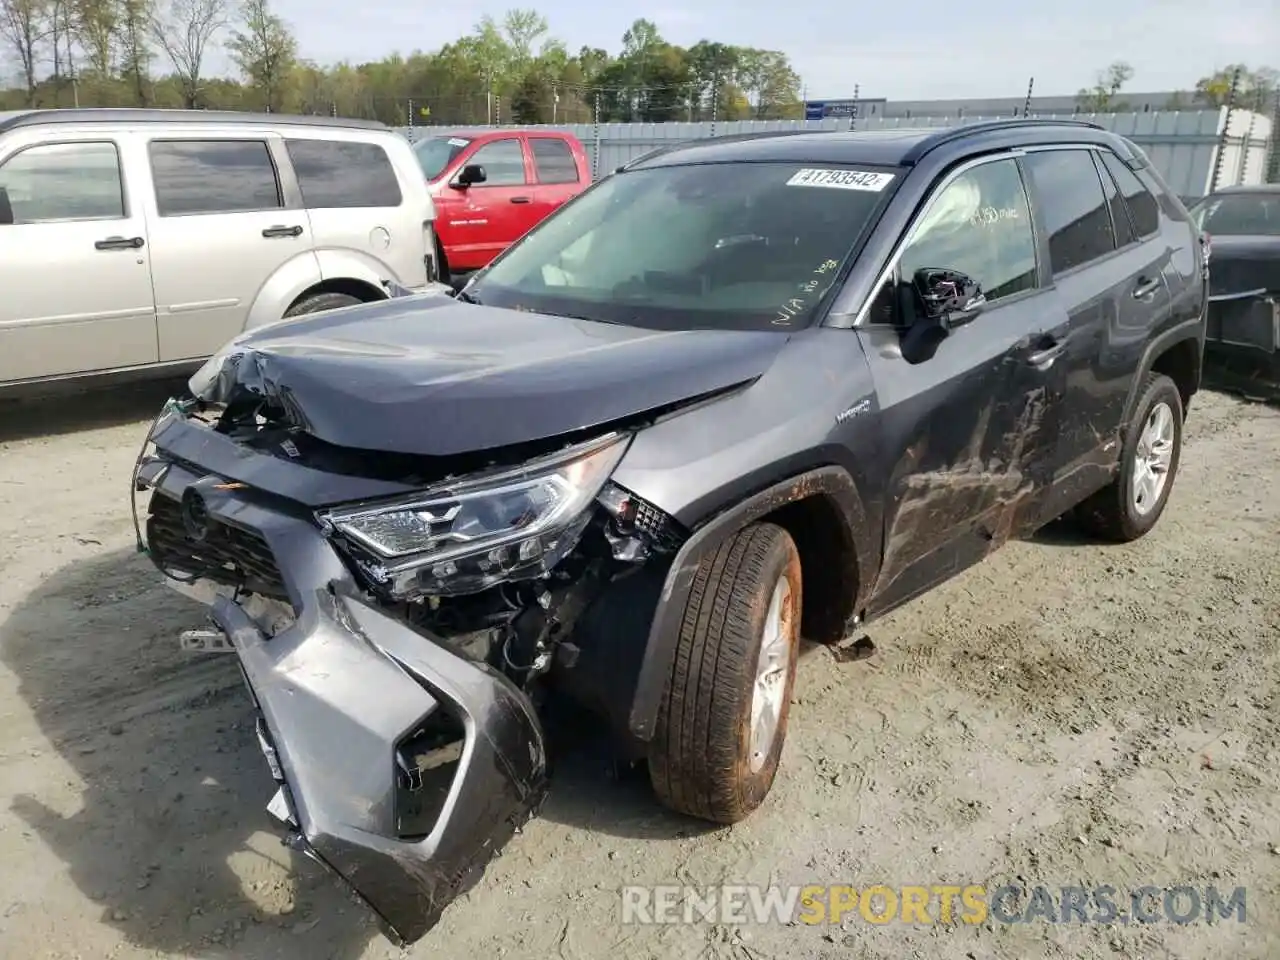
[319,433,630,598]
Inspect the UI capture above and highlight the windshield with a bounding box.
[413,135,471,180]
[1188,193,1280,237]
[466,161,899,331]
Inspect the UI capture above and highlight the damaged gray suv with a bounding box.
[133,118,1207,943]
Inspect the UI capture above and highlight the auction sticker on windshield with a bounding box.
[786,169,895,191]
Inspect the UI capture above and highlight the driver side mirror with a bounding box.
[912,267,986,330]
[453,164,487,188]
[0,186,12,226]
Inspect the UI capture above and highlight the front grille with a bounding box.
[146,494,287,598]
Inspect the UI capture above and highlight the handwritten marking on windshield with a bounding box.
[772,258,845,325]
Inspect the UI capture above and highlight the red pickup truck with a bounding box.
[412,129,591,279]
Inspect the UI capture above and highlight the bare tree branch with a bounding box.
[149,0,225,107]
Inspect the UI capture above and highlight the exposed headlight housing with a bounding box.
[318,433,630,598]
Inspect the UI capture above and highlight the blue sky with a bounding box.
[261,0,1275,100]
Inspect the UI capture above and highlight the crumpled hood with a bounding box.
[1207,235,1280,298]
[191,296,787,456]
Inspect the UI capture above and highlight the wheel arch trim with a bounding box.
[627,465,875,741]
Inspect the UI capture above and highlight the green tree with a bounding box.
[1194,65,1278,110]
[1076,60,1134,112]
[227,0,294,112]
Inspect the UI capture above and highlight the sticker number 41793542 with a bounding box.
[786,168,895,191]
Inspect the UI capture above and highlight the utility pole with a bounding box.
[1022,76,1034,117]
[592,90,601,179]
[1210,66,1243,193]
[850,83,859,131]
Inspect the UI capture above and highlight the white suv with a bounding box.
[0,108,439,396]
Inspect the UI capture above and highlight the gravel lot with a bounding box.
[0,382,1277,960]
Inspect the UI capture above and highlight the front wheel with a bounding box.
[283,291,362,318]
[648,522,802,824]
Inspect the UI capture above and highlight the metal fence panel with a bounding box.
[396,108,1274,198]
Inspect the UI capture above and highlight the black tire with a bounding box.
[434,237,451,286]
[283,291,362,318]
[1075,372,1184,542]
[649,522,802,824]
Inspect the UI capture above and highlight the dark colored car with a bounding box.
[1187,184,1280,394]
[132,118,1207,945]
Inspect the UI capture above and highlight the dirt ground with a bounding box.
[0,382,1277,960]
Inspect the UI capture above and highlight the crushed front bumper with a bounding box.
[140,457,548,944]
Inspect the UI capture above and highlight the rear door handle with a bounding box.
[262,225,303,238]
[509,196,531,204]
[1026,340,1066,369]
[1132,276,1161,299]
[95,235,144,250]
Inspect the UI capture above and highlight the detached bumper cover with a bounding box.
[142,458,548,944]
[1204,291,1280,398]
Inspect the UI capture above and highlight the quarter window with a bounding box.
[898,157,1038,305]
[463,139,526,186]
[149,140,282,216]
[285,138,402,208]
[0,141,124,223]
[1022,149,1115,273]
[530,138,579,184]
[1099,151,1160,238]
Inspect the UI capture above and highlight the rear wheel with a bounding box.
[1075,372,1183,541]
[283,291,362,318]
[434,237,451,286]
[648,522,802,824]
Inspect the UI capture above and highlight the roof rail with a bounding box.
[616,127,838,173]
[0,108,387,134]
[900,117,1106,164]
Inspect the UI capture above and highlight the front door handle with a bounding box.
[262,225,303,238]
[509,196,531,204]
[1132,276,1161,300]
[95,235,144,250]
[1026,340,1066,370]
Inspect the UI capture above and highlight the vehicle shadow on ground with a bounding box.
[2,547,710,956]
[2,548,381,959]
[0,377,188,443]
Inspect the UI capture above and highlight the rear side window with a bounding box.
[0,141,124,223]
[1099,151,1160,238]
[1022,149,1115,274]
[285,139,403,209]
[530,138,579,184]
[1093,152,1135,247]
[150,140,281,216]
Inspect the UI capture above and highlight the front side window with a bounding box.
[149,139,281,217]
[1187,193,1280,237]
[463,139,526,186]
[1022,149,1115,274]
[469,161,898,331]
[0,141,124,224]
[898,157,1038,304]
[413,135,470,181]
[285,138,402,208]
